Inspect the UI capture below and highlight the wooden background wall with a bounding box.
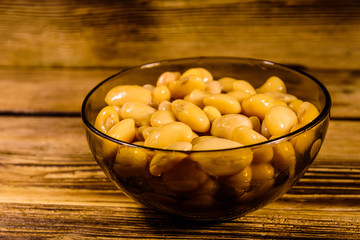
[1,0,359,69]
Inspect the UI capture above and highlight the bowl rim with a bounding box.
[81,56,332,153]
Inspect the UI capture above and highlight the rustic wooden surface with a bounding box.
[1,0,360,239]
[1,69,359,240]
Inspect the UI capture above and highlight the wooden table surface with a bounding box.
[1,1,360,239]
[0,67,359,240]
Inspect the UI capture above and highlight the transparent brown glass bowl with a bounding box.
[81,57,331,221]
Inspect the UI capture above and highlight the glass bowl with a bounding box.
[81,57,331,221]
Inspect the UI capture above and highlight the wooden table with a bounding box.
[0,67,359,239]
[1,1,360,239]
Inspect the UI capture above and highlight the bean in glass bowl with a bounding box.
[81,57,331,221]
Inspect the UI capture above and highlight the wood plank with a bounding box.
[0,201,359,239]
[0,68,359,118]
[0,68,118,114]
[0,0,359,69]
[0,116,111,191]
[307,69,360,119]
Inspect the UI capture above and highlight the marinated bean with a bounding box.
[140,126,156,140]
[192,131,199,139]
[232,80,256,95]
[172,99,210,133]
[113,146,150,179]
[211,114,252,140]
[168,75,206,99]
[251,163,275,186]
[151,85,171,106]
[165,142,192,151]
[195,177,219,198]
[232,126,268,146]
[158,100,172,111]
[288,99,304,115]
[180,67,213,83]
[132,141,145,146]
[105,85,152,106]
[242,93,276,120]
[192,137,243,151]
[264,91,297,104]
[226,90,252,103]
[149,151,188,176]
[162,159,208,193]
[289,122,305,133]
[191,136,217,146]
[156,71,180,87]
[143,84,155,92]
[135,126,145,141]
[107,118,136,143]
[256,76,286,93]
[218,77,237,92]
[103,119,136,158]
[150,110,176,127]
[264,105,298,136]
[146,176,181,198]
[203,105,222,123]
[190,147,253,177]
[253,146,274,164]
[273,99,288,107]
[310,139,322,159]
[120,101,157,127]
[111,105,122,120]
[249,116,261,133]
[205,80,222,94]
[95,106,120,134]
[298,101,320,124]
[144,122,193,148]
[232,126,273,164]
[221,166,252,193]
[261,115,271,139]
[203,94,241,114]
[272,141,296,177]
[183,89,209,108]
[290,124,316,154]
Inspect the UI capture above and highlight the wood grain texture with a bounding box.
[0,68,118,114]
[307,69,360,119]
[0,68,359,118]
[0,117,359,239]
[1,201,359,239]
[0,0,359,69]
[0,0,358,238]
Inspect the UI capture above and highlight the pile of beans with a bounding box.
[94,67,321,211]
